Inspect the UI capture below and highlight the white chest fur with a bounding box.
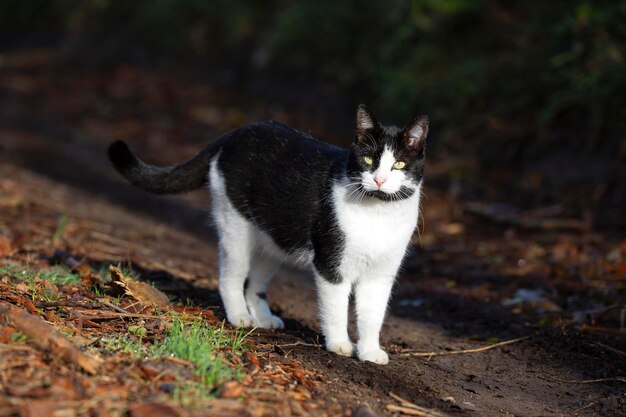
[333,183,421,283]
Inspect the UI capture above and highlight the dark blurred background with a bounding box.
[1,0,625,229]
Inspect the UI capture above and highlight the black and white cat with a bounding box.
[108,105,428,364]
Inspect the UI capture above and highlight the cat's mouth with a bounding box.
[344,180,416,202]
[362,187,416,202]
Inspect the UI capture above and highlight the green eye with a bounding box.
[393,161,406,170]
[363,156,373,165]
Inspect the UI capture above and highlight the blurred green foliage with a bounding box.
[2,0,625,211]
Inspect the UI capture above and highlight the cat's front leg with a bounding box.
[354,277,394,364]
[314,274,355,357]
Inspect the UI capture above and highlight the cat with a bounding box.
[108,104,428,364]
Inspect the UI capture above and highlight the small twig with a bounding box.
[543,375,626,384]
[572,402,595,414]
[386,404,448,417]
[37,299,130,314]
[68,308,201,322]
[0,344,33,351]
[580,324,626,337]
[389,392,415,407]
[69,310,163,321]
[395,336,528,357]
[275,341,322,349]
[36,300,102,309]
[96,299,130,314]
[593,342,626,358]
[388,392,450,417]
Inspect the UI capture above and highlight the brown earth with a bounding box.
[1,49,625,416]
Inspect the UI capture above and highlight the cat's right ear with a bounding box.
[356,104,379,143]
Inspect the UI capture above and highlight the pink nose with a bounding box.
[374,177,386,188]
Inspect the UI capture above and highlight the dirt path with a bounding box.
[2,124,624,416]
[1,49,625,414]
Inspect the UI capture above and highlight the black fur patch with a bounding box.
[217,121,346,256]
[256,292,267,300]
[312,182,344,284]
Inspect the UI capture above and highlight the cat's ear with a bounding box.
[403,115,429,152]
[356,104,380,143]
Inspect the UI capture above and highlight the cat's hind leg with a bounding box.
[210,160,254,327]
[217,242,253,327]
[245,252,283,329]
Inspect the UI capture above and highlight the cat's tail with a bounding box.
[108,139,220,194]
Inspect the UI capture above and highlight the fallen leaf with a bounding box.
[0,235,12,257]
[219,380,243,399]
[109,265,169,307]
[246,351,261,368]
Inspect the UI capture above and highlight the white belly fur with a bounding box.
[333,183,420,283]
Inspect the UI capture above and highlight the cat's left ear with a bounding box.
[403,115,429,152]
[356,104,380,143]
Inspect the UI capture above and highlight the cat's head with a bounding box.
[346,104,428,201]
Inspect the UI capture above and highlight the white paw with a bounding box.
[255,315,285,329]
[326,340,356,357]
[228,313,254,328]
[358,348,389,365]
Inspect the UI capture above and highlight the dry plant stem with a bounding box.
[580,324,626,337]
[275,341,322,349]
[97,299,131,314]
[69,310,166,321]
[396,336,529,357]
[386,404,448,417]
[69,308,201,322]
[36,301,102,309]
[0,344,33,351]
[36,300,128,314]
[572,402,595,414]
[389,392,416,406]
[593,342,626,358]
[388,392,450,417]
[545,375,626,384]
[0,301,100,374]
